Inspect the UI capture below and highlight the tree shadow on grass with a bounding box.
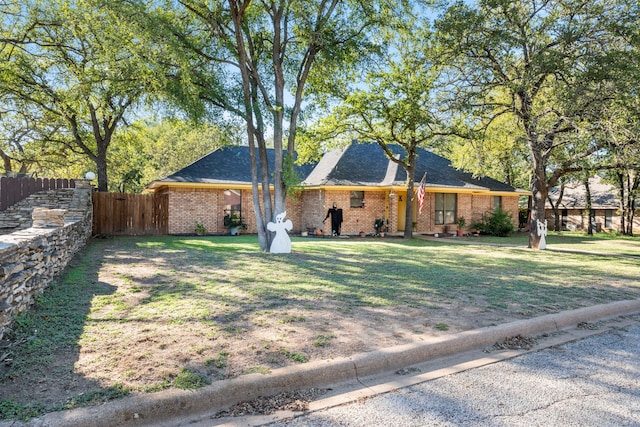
[0,238,120,421]
[2,235,639,421]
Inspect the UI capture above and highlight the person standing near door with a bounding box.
[323,203,343,236]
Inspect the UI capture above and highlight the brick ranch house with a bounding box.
[145,142,528,236]
[545,177,640,232]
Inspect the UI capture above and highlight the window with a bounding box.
[350,191,364,208]
[605,209,613,228]
[224,189,242,217]
[493,196,502,210]
[435,193,457,224]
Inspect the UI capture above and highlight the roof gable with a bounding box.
[304,142,521,193]
[151,142,523,194]
[411,148,519,192]
[303,142,395,186]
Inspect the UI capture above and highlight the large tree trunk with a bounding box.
[522,93,547,249]
[528,185,546,248]
[616,171,626,234]
[0,150,12,173]
[627,172,639,236]
[547,182,564,232]
[252,79,273,249]
[403,166,415,239]
[528,154,547,249]
[271,4,286,226]
[229,0,270,251]
[584,178,593,235]
[96,143,109,192]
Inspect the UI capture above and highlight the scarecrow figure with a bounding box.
[323,203,343,236]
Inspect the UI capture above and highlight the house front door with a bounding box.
[397,191,407,231]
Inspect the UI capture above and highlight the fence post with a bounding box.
[0,177,7,211]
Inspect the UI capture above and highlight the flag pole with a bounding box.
[412,172,427,200]
[416,172,427,215]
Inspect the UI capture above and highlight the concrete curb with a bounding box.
[23,299,640,427]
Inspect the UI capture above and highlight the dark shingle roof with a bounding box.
[153,142,522,194]
[411,146,519,192]
[304,142,521,192]
[547,178,618,209]
[157,146,316,185]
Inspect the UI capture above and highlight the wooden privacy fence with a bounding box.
[93,192,168,236]
[1,176,76,211]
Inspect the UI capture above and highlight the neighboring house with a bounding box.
[146,142,528,235]
[545,177,639,232]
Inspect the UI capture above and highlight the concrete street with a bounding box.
[267,321,640,427]
[11,306,639,427]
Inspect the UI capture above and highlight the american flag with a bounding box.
[416,173,426,214]
[417,183,425,214]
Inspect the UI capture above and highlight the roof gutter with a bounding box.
[146,181,530,197]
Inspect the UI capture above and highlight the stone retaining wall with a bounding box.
[0,180,93,340]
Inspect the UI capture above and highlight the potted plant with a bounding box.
[224,213,247,235]
[456,217,466,236]
[374,218,385,236]
[195,222,207,236]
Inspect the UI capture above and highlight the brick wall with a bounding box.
[166,187,308,235]
[166,188,221,234]
[544,207,640,232]
[248,190,305,234]
[165,186,521,236]
[363,191,389,233]
[414,192,519,234]
[300,190,325,232]
[414,192,433,233]
[457,193,475,233]
[275,193,303,234]
[501,196,519,226]
[470,194,492,226]
[467,194,519,232]
[319,190,391,235]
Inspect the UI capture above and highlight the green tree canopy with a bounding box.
[0,0,161,190]
[439,93,531,191]
[302,14,446,238]
[119,0,406,250]
[598,94,640,235]
[108,119,239,193]
[435,0,640,248]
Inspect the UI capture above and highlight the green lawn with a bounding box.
[2,233,639,420]
[90,233,640,323]
[461,231,640,257]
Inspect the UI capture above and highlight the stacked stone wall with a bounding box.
[0,180,93,340]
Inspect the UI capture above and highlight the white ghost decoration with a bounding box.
[536,219,548,250]
[267,211,293,253]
